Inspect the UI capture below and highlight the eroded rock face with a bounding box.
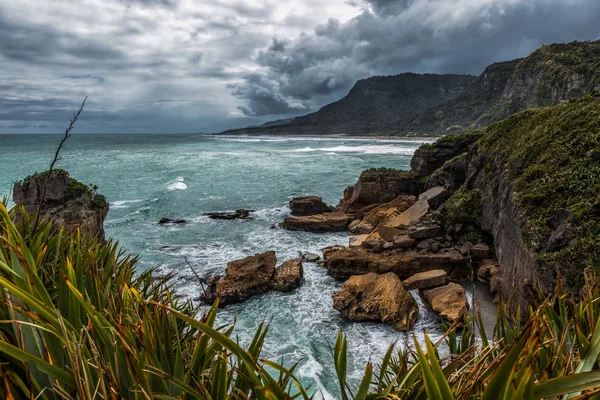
[281,211,349,232]
[13,170,109,238]
[271,259,304,292]
[322,246,470,281]
[411,134,482,178]
[289,196,332,216]
[348,196,417,234]
[332,272,418,331]
[402,269,447,291]
[420,283,469,324]
[204,251,277,305]
[337,170,421,215]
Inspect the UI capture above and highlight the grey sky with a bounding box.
[1,0,599,133]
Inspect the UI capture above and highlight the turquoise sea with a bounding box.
[1,133,446,398]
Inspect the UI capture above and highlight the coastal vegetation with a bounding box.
[2,203,600,398]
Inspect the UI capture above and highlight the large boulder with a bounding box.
[271,259,304,292]
[281,211,349,232]
[322,246,470,281]
[402,269,447,291]
[289,196,332,216]
[380,198,430,229]
[332,272,418,331]
[337,169,421,215]
[420,283,469,324]
[204,251,277,305]
[348,196,417,234]
[13,170,109,238]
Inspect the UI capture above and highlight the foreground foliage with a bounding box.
[1,203,600,399]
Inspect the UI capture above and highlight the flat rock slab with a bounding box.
[281,211,349,232]
[349,234,370,247]
[333,272,418,331]
[382,199,429,229]
[418,186,449,210]
[403,269,447,291]
[420,283,469,324]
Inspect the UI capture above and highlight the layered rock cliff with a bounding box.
[12,169,109,237]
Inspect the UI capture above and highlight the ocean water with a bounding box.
[0,133,445,398]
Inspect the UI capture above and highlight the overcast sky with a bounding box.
[1,0,599,134]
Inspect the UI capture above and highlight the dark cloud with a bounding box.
[232,0,600,116]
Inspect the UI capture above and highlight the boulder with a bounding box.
[322,246,470,281]
[332,272,418,331]
[402,269,448,290]
[546,208,572,230]
[281,211,349,232]
[289,196,332,216]
[470,243,491,259]
[159,218,186,224]
[421,283,469,324]
[409,225,442,239]
[204,209,254,220]
[337,169,421,215]
[418,186,449,210]
[302,253,321,262]
[547,223,575,252]
[393,234,415,248]
[348,196,417,234]
[477,259,500,283]
[381,199,429,229]
[13,170,109,238]
[271,259,304,292]
[203,251,276,305]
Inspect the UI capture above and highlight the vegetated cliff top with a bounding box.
[225,39,600,137]
[474,92,600,291]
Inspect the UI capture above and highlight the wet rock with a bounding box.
[403,269,447,290]
[322,247,470,281]
[332,272,418,331]
[204,209,254,220]
[421,283,469,324]
[12,170,109,238]
[470,243,491,259]
[271,259,304,292]
[302,253,321,262]
[547,223,575,252]
[203,251,276,305]
[289,196,332,216]
[281,211,349,232]
[159,218,186,224]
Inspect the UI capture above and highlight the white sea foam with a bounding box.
[167,176,188,190]
[286,145,418,155]
[110,199,144,209]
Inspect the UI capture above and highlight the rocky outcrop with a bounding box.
[281,211,349,232]
[203,251,277,305]
[420,283,469,324]
[271,259,304,292]
[322,246,470,282]
[13,170,109,237]
[410,133,482,178]
[332,272,418,331]
[203,209,254,220]
[348,196,416,234]
[289,196,332,216]
[402,269,447,291]
[337,169,421,215]
[423,153,469,194]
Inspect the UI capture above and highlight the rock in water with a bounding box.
[281,211,349,232]
[271,259,304,292]
[204,251,277,305]
[420,283,469,324]
[332,272,418,331]
[12,170,109,238]
[289,196,332,216]
[204,209,254,220]
[159,218,186,224]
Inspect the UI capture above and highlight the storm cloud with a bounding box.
[0,0,599,132]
